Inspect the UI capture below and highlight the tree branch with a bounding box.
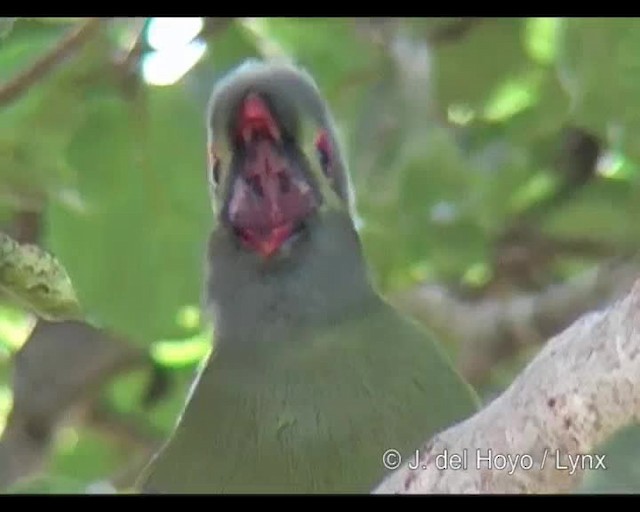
[0,320,148,489]
[375,276,640,493]
[115,18,147,73]
[393,258,639,385]
[0,17,103,108]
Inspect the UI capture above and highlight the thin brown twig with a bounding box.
[0,17,104,108]
[117,18,148,74]
[112,18,148,99]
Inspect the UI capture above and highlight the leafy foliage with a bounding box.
[1,17,640,493]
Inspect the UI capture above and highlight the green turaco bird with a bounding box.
[137,60,480,493]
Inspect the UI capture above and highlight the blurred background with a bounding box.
[1,17,640,493]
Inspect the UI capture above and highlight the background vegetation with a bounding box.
[1,17,640,493]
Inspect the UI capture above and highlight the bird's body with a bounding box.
[138,61,479,493]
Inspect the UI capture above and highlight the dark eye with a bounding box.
[315,130,332,177]
[209,146,221,185]
[317,147,329,174]
[211,158,221,185]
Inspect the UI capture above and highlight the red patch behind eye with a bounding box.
[315,130,332,159]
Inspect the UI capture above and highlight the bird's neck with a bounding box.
[205,209,379,347]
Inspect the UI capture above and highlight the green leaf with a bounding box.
[242,18,378,98]
[524,18,562,65]
[0,20,64,77]
[502,69,571,145]
[559,18,640,161]
[0,26,112,212]
[205,20,261,76]
[360,126,489,290]
[49,427,127,485]
[105,365,199,436]
[431,18,529,110]
[6,474,90,494]
[579,425,640,493]
[543,179,640,246]
[46,86,211,344]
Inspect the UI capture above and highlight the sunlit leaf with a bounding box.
[483,75,538,122]
[525,18,562,65]
[0,305,33,351]
[0,386,13,436]
[152,333,211,368]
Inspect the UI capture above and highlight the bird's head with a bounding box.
[206,60,354,260]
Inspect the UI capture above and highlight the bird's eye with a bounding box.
[315,130,332,178]
[212,158,221,185]
[209,145,221,185]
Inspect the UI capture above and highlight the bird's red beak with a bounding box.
[228,94,318,259]
[238,93,282,144]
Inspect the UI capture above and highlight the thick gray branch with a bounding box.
[393,260,638,384]
[0,321,146,489]
[374,277,640,493]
